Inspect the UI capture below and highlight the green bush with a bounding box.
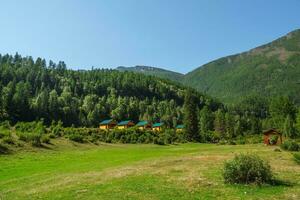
[269,135,279,145]
[280,140,300,151]
[50,121,64,137]
[15,121,46,146]
[41,135,50,144]
[293,153,300,164]
[2,135,15,145]
[223,154,273,185]
[0,142,9,154]
[68,133,84,143]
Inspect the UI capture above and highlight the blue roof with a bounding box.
[100,119,114,125]
[136,121,149,126]
[152,122,164,127]
[117,120,133,126]
[176,124,184,129]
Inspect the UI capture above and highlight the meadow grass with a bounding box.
[0,139,299,200]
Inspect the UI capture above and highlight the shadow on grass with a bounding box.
[270,179,295,187]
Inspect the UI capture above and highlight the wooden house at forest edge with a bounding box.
[99,119,117,130]
[136,121,152,130]
[117,120,135,129]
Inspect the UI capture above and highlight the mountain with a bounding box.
[116,65,184,82]
[183,29,300,104]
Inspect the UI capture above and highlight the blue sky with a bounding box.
[0,0,299,74]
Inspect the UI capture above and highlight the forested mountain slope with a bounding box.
[117,65,184,82]
[0,54,221,127]
[183,29,300,104]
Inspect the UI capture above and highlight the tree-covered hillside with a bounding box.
[183,29,300,104]
[0,53,220,127]
[117,65,184,82]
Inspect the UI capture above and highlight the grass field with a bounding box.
[0,139,299,200]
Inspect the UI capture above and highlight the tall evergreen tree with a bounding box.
[199,106,214,141]
[283,115,296,138]
[183,90,199,141]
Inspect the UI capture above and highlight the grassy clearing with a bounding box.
[0,140,299,200]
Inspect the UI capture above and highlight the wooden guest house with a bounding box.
[136,121,152,130]
[152,122,164,131]
[176,124,184,132]
[263,129,283,145]
[99,119,117,130]
[117,120,135,129]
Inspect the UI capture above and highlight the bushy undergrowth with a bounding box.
[293,153,300,164]
[59,127,185,145]
[280,140,300,151]
[15,121,47,146]
[223,154,273,185]
[0,142,9,154]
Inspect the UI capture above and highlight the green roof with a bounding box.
[152,122,164,127]
[136,121,149,126]
[100,119,114,125]
[176,124,184,129]
[117,120,133,126]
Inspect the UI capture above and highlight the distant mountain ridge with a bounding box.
[182,29,300,104]
[116,30,300,104]
[116,65,184,82]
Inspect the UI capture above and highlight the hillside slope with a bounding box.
[0,54,220,127]
[117,65,184,82]
[183,29,300,104]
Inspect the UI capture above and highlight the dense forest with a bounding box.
[0,53,299,145]
[0,53,220,128]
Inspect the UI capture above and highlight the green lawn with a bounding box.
[0,140,299,200]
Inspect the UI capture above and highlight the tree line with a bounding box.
[184,91,300,142]
[0,53,299,143]
[0,53,220,128]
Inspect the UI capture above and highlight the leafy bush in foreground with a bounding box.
[68,133,84,143]
[0,142,9,154]
[280,140,300,151]
[223,154,273,185]
[293,153,300,164]
[15,121,46,146]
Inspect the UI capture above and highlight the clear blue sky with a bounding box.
[0,0,299,74]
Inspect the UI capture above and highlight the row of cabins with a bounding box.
[99,119,184,132]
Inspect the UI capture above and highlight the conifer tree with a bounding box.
[183,90,199,141]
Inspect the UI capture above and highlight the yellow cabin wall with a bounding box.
[100,125,108,130]
[117,126,126,129]
[152,127,161,131]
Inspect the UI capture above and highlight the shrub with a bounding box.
[269,135,279,145]
[68,133,84,143]
[280,140,299,151]
[236,136,246,145]
[41,135,50,144]
[0,121,11,129]
[0,142,9,154]
[293,153,300,164]
[15,121,46,147]
[2,135,15,145]
[223,154,273,185]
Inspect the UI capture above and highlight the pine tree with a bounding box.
[199,106,213,141]
[183,90,199,141]
[283,115,296,138]
[296,109,300,137]
[214,109,225,137]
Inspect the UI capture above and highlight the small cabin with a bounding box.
[176,124,184,132]
[263,129,283,145]
[136,121,152,130]
[117,120,135,129]
[99,119,117,130]
[152,122,164,131]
